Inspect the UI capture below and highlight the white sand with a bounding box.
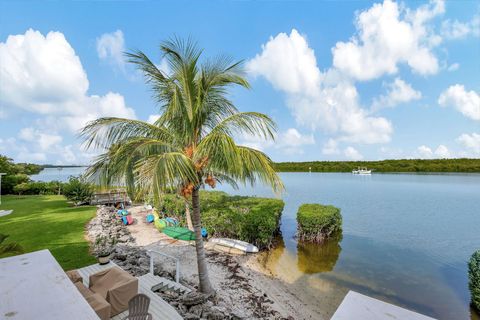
[126,206,187,247]
[125,205,324,319]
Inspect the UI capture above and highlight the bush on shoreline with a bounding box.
[469,250,480,311]
[297,204,342,243]
[155,191,284,250]
[13,181,62,195]
[202,191,284,249]
[63,177,94,206]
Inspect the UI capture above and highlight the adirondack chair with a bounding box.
[124,294,152,320]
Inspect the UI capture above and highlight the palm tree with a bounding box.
[81,38,283,294]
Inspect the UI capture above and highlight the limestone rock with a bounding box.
[181,292,208,306]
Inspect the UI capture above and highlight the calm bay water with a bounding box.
[30,167,87,182]
[216,172,480,320]
[33,168,480,319]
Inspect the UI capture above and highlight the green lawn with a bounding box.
[0,195,97,270]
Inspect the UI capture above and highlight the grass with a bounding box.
[0,195,96,270]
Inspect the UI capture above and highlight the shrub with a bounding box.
[153,191,284,250]
[469,250,480,311]
[2,173,30,194]
[154,193,187,224]
[13,181,62,195]
[200,191,284,249]
[297,203,342,243]
[63,176,94,206]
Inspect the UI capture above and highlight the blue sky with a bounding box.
[0,0,479,164]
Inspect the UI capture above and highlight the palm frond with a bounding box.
[235,146,284,193]
[208,112,277,140]
[80,118,175,150]
[195,132,240,172]
[135,152,198,194]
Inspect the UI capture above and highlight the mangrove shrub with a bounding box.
[156,191,284,249]
[274,158,480,173]
[297,203,342,243]
[201,191,284,249]
[469,250,480,311]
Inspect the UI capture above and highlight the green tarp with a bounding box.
[162,227,195,241]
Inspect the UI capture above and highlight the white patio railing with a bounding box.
[147,249,180,283]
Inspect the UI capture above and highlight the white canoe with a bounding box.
[209,238,259,253]
[204,242,246,255]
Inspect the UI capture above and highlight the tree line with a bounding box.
[273,158,480,173]
[0,155,43,194]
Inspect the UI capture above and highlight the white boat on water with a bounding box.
[352,167,372,175]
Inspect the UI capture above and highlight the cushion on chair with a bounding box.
[74,281,94,298]
[85,293,111,320]
[74,281,111,320]
[66,270,83,283]
[89,267,139,316]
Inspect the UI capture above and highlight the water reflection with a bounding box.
[297,234,342,274]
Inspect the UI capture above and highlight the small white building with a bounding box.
[0,250,100,319]
[0,172,5,205]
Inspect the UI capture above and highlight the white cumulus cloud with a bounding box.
[457,133,480,154]
[441,14,480,39]
[322,139,340,155]
[19,127,62,151]
[0,29,136,164]
[344,146,363,160]
[0,29,88,113]
[371,78,422,111]
[239,128,314,155]
[438,84,480,121]
[416,144,451,158]
[0,29,136,132]
[332,0,443,81]
[96,30,126,71]
[147,114,161,124]
[417,145,433,158]
[447,63,459,72]
[247,29,392,144]
[434,144,451,158]
[247,29,321,96]
[277,128,315,154]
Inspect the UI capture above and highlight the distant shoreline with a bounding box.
[274,158,480,173]
[39,159,480,173]
[40,165,88,168]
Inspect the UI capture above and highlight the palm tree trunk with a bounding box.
[185,202,194,231]
[191,186,214,294]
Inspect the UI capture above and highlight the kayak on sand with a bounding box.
[162,226,195,241]
[209,238,259,253]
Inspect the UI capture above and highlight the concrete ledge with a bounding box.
[331,291,436,320]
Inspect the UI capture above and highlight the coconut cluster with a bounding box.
[205,175,216,188]
[180,182,195,197]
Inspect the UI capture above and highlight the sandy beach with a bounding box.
[124,206,325,319]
